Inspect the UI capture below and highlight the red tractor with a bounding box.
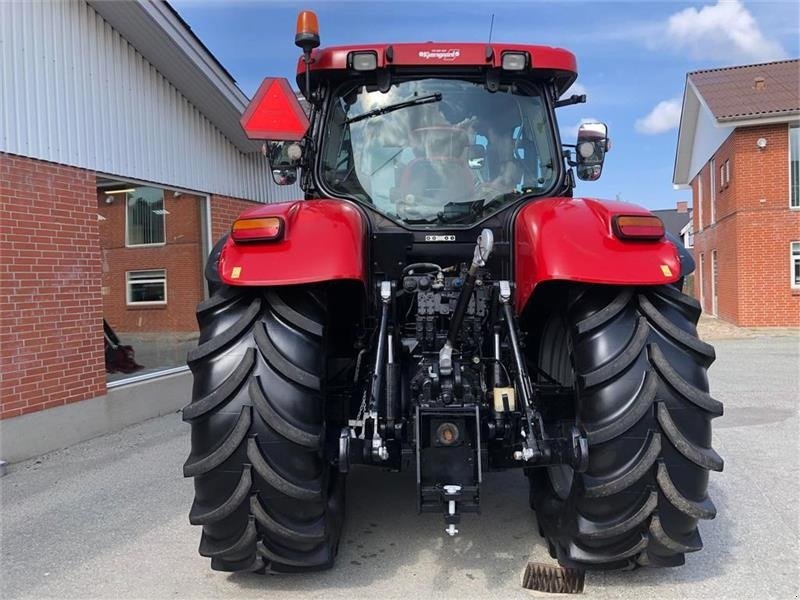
[183,11,722,575]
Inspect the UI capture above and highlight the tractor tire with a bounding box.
[183,284,345,573]
[530,284,723,570]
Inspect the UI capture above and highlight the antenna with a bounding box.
[488,13,495,44]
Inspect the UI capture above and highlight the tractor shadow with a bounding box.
[228,465,547,593]
[228,470,736,595]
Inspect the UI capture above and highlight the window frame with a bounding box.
[790,124,800,210]
[709,157,716,224]
[724,159,730,188]
[791,241,800,290]
[697,173,703,231]
[124,187,167,248]
[711,249,718,317]
[698,252,705,309]
[126,269,168,306]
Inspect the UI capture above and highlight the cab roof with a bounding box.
[297,42,577,93]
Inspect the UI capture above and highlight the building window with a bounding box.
[792,242,800,289]
[699,253,705,308]
[697,175,704,230]
[126,186,166,246]
[711,249,718,317]
[126,269,167,305]
[709,158,716,224]
[99,176,207,384]
[719,159,730,189]
[791,125,799,208]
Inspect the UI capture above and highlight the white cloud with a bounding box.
[561,117,599,141]
[635,99,682,134]
[664,0,787,63]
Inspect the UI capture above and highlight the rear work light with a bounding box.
[501,52,528,71]
[349,51,378,71]
[231,217,284,242]
[612,215,665,240]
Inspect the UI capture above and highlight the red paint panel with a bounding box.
[240,78,309,141]
[218,200,366,287]
[390,44,491,66]
[300,43,576,74]
[514,197,681,312]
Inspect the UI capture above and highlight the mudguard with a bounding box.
[514,197,681,312]
[217,199,366,287]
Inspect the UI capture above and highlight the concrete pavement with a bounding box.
[2,336,798,599]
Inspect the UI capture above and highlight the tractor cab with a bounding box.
[242,14,608,231]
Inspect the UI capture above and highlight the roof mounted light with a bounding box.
[295,10,320,52]
[501,51,528,71]
[349,51,378,71]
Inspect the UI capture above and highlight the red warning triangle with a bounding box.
[240,78,309,141]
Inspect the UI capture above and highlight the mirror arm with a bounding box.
[565,167,576,190]
[554,94,587,108]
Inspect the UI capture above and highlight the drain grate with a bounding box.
[521,562,585,594]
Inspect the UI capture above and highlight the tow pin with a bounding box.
[443,484,461,536]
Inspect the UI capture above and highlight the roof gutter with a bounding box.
[716,112,800,127]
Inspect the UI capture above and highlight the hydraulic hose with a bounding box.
[439,229,494,376]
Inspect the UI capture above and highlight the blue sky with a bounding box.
[172,0,799,210]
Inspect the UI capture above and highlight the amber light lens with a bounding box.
[231,217,284,242]
[296,10,319,37]
[613,215,665,240]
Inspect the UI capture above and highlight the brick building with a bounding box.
[673,59,800,327]
[0,0,299,462]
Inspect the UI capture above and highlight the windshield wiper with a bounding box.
[345,93,442,125]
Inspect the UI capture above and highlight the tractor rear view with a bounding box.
[182,11,722,575]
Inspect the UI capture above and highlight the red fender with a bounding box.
[514,197,681,312]
[218,200,366,287]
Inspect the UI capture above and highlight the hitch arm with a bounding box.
[498,281,542,461]
[366,281,392,461]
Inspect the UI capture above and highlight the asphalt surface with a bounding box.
[2,336,798,600]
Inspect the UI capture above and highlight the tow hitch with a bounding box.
[416,405,482,536]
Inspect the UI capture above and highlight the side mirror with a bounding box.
[267,141,302,186]
[467,144,486,169]
[271,168,297,186]
[575,122,609,181]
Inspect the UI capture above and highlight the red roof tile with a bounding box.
[688,59,799,122]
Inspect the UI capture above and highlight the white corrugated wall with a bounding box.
[0,0,299,203]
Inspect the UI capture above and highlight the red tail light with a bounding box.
[231,217,284,242]
[613,215,665,240]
